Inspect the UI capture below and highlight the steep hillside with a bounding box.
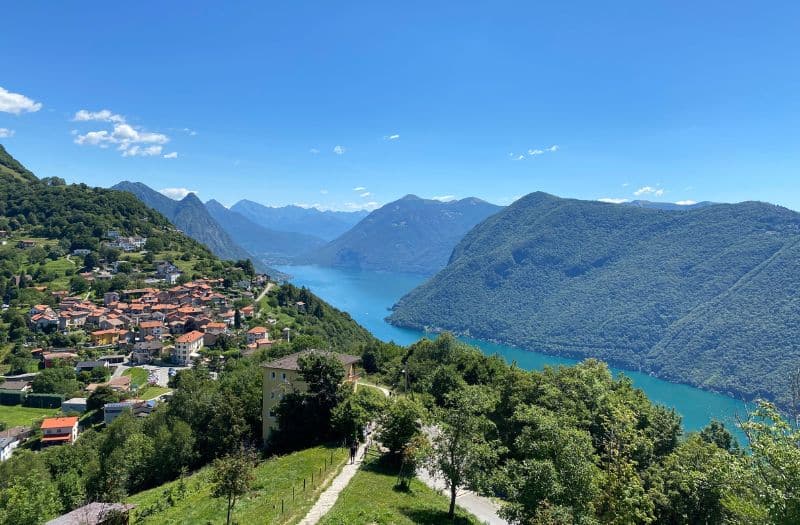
[389,191,800,407]
[112,182,252,263]
[0,144,37,182]
[306,195,502,274]
[205,199,325,263]
[0,147,219,266]
[231,200,367,241]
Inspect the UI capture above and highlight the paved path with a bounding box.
[416,469,508,525]
[297,442,366,525]
[255,281,274,303]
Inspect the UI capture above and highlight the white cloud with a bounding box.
[333,145,345,155]
[360,192,371,198]
[320,189,329,195]
[122,145,163,157]
[159,187,197,200]
[73,110,172,158]
[74,130,112,147]
[633,186,665,197]
[0,87,42,114]
[0,128,15,138]
[432,195,457,202]
[353,186,366,191]
[622,182,630,187]
[675,200,697,206]
[309,148,320,154]
[182,127,197,136]
[343,201,381,211]
[384,134,400,141]
[73,109,125,123]
[514,144,560,160]
[598,197,629,204]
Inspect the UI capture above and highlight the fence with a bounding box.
[268,445,348,523]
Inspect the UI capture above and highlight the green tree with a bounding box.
[82,252,99,271]
[699,420,740,452]
[501,405,600,523]
[428,386,501,520]
[32,367,81,396]
[735,402,800,524]
[332,387,388,444]
[211,449,257,525]
[87,385,121,411]
[69,275,89,294]
[646,435,737,525]
[0,452,61,525]
[379,397,426,457]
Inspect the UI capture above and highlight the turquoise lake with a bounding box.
[275,264,751,442]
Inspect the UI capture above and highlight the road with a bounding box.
[255,281,274,304]
[360,383,508,525]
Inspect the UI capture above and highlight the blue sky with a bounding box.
[2,1,800,211]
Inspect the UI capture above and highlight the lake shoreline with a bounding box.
[275,264,751,442]
[385,318,753,410]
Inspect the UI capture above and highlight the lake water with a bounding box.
[275,264,751,442]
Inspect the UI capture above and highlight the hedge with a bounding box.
[24,393,64,409]
[0,390,27,406]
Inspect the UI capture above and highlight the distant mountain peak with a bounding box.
[306,194,502,274]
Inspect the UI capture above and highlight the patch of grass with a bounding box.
[0,405,58,428]
[319,457,482,525]
[123,367,150,387]
[136,386,172,400]
[128,445,348,525]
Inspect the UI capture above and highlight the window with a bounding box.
[281,372,286,380]
[271,371,275,379]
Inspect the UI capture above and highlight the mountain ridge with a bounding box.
[110,182,283,276]
[389,191,800,408]
[230,199,367,241]
[204,199,326,263]
[305,195,502,274]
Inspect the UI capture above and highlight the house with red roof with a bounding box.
[174,330,204,365]
[40,416,79,446]
[247,326,269,345]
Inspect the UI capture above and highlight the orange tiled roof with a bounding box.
[41,416,79,429]
[175,330,204,343]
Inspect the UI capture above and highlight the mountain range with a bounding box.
[204,199,326,263]
[305,195,502,274]
[389,191,800,408]
[111,181,255,264]
[230,200,367,241]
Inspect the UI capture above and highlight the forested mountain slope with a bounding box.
[230,199,366,241]
[389,191,800,407]
[112,181,252,263]
[306,195,502,274]
[205,199,325,263]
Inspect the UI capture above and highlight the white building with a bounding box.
[0,436,20,462]
[173,330,204,365]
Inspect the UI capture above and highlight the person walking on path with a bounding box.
[349,441,358,464]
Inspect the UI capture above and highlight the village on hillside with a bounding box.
[0,239,283,463]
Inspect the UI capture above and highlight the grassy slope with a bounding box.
[0,405,58,427]
[122,367,149,387]
[128,445,348,525]
[319,458,482,525]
